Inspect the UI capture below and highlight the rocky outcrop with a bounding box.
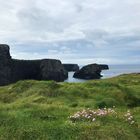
[40,59,68,81]
[73,64,109,79]
[10,59,41,83]
[0,45,12,85]
[0,44,68,86]
[0,44,11,60]
[63,64,79,72]
[99,64,109,70]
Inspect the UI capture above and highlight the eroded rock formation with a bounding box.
[40,59,68,81]
[0,44,68,86]
[73,63,109,79]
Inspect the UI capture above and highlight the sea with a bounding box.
[65,64,140,83]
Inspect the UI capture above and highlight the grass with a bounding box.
[0,73,140,140]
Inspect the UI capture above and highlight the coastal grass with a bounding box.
[0,73,140,140]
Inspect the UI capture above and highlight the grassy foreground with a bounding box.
[0,73,140,140]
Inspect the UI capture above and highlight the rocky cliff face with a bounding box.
[0,44,11,60]
[40,59,68,81]
[99,64,109,70]
[0,44,12,85]
[0,44,68,86]
[63,64,79,72]
[10,59,41,83]
[73,64,109,79]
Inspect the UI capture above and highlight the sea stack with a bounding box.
[73,63,109,79]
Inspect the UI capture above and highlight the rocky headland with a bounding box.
[0,44,68,86]
[0,44,109,85]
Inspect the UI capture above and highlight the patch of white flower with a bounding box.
[124,110,135,125]
[69,108,136,126]
[69,108,116,122]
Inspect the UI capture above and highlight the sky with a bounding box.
[0,0,140,65]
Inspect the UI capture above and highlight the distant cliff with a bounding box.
[0,44,68,86]
[63,64,79,71]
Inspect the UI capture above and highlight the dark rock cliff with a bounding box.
[0,45,12,85]
[99,64,109,70]
[0,44,68,86]
[40,59,68,81]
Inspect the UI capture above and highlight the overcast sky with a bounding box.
[0,0,140,64]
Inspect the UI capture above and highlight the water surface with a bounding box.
[65,64,140,83]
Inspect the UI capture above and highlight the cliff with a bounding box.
[0,44,68,86]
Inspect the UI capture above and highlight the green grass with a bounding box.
[0,73,140,140]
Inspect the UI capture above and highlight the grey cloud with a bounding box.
[16,0,80,33]
[0,0,140,64]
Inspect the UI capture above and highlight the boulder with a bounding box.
[73,64,104,79]
[63,64,79,72]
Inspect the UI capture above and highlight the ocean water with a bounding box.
[65,65,140,83]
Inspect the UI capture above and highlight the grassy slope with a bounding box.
[0,73,140,140]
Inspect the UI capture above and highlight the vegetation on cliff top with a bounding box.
[0,73,140,140]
